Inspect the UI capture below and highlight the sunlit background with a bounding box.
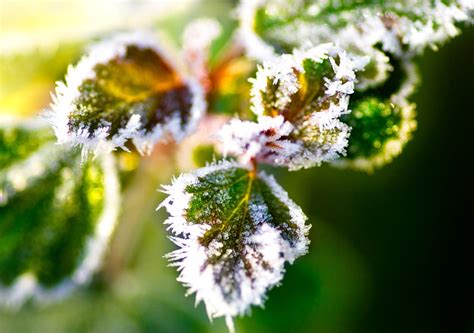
[1,0,472,332]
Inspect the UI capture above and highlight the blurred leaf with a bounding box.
[335,60,419,172]
[241,0,472,88]
[0,118,120,307]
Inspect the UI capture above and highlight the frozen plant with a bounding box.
[0,1,472,332]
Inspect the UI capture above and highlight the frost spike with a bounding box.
[159,161,309,328]
[238,0,473,88]
[226,44,359,169]
[47,31,206,156]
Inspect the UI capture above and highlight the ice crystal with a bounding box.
[47,31,205,157]
[243,44,359,169]
[159,161,309,330]
[218,115,300,166]
[239,0,473,89]
[0,118,120,308]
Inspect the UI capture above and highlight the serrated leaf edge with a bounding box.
[158,161,309,329]
[46,31,206,157]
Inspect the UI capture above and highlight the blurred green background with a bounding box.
[1,0,472,332]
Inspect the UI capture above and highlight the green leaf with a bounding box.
[0,118,120,307]
[342,97,416,171]
[235,44,357,169]
[239,0,472,88]
[160,161,309,325]
[48,32,205,156]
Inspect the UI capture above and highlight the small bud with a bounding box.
[334,60,419,172]
[337,97,417,172]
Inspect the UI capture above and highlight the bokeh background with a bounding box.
[1,1,472,332]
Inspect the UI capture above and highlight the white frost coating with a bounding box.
[246,44,356,168]
[239,0,473,56]
[0,151,120,308]
[0,274,37,309]
[391,61,420,104]
[398,0,472,53]
[47,31,205,157]
[250,43,358,117]
[183,18,222,53]
[159,161,309,330]
[238,0,472,87]
[218,115,301,165]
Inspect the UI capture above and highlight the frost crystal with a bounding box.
[243,44,358,169]
[239,0,473,88]
[47,31,205,156]
[218,115,300,165]
[159,161,309,330]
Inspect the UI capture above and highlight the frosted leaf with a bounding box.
[159,161,309,329]
[239,0,472,88]
[247,44,357,169]
[0,118,120,308]
[334,61,419,172]
[218,115,301,166]
[47,32,206,156]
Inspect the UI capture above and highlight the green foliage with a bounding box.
[0,120,119,303]
[344,97,404,158]
[257,57,334,121]
[251,0,467,52]
[335,59,419,171]
[161,162,309,321]
[70,46,192,138]
[246,45,355,169]
[0,122,55,169]
[185,167,299,252]
[244,0,471,89]
[1,0,471,330]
